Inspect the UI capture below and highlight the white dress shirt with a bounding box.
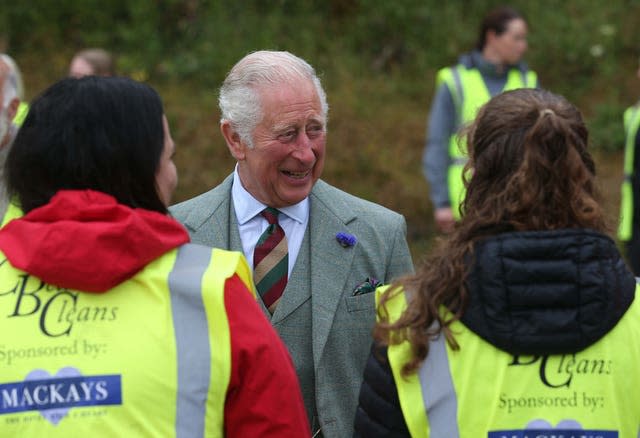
[231,167,309,277]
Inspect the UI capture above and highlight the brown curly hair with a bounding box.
[375,88,609,375]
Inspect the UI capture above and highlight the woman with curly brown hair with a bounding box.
[355,88,640,436]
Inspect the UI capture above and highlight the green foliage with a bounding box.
[3,0,639,257]
[588,99,627,152]
[8,1,640,109]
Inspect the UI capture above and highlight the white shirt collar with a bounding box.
[231,165,308,225]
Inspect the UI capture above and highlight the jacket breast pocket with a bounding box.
[345,292,375,313]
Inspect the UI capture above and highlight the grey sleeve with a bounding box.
[385,215,414,281]
[422,83,456,209]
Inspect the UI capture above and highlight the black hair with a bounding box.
[6,76,167,214]
[476,5,526,51]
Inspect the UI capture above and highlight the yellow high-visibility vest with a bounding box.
[437,66,537,219]
[378,284,640,436]
[12,102,29,126]
[0,244,255,437]
[617,104,640,241]
[1,201,23,227]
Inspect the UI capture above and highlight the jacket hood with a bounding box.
[460,229,636,356]
[0,190,190,292]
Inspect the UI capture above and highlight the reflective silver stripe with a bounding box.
[451,67,464,127]
[451,157,467,166]
[168,243,213,438]
[417,332,460,436]
[451,67,464,104]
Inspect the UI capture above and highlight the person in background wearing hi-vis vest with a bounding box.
[0,54,28,128]
[0,54,27,221]
[0,76,310,437]
[422,5,537,233]
[618,59,640,275]
[355,88,640,436]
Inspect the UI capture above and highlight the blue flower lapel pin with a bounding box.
[336,232,357,248]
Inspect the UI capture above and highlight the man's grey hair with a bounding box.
[218,50,329,147]
[0,54,24,107]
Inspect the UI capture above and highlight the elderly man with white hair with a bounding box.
[171,50,414,437]
[0,54,25,218]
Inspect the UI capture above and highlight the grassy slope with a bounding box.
[16,53,627,264]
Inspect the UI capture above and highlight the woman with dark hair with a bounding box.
[7,76,169,214]
[423,5,538,234]
[356,88,640,436]
[0,76,309,437]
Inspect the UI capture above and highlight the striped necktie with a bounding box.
[253,207,288,313]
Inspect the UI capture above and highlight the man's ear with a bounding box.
[7,98,19,121]
[221,121,246,160]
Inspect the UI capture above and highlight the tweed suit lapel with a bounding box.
[227,201,243,252]
[308,181,357,371]
[179,174,235,250]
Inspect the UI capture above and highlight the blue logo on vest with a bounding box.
[489,419,617,438]
[489,431,617,438]
[0,367,122,424]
